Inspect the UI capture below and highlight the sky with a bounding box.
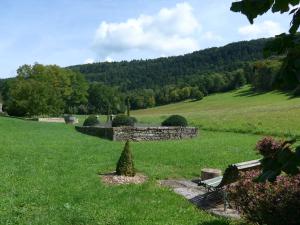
[0,0,293,78]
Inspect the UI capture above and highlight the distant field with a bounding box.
[133,86,300,137]
[0,116,259,225]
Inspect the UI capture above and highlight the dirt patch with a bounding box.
[100,172,147,185]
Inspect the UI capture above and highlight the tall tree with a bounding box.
[6,64,88,116]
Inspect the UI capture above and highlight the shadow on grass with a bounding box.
[234,86,297,99]
[198,220,231,225]
[233,88,266,97]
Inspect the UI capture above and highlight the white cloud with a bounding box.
[104,56,113,62]
[202,31,223,41]
[238,20,283,39]
[84,58,95,64]
[93,2,201,60]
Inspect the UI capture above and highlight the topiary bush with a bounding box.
[116,141,135,177]
[161,115,188,127]
[112,115,136,127]
[83,115,100,126]
[228,170,300,225]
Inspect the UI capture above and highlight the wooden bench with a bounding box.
[198,159,261,210]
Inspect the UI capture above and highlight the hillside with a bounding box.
[69,38,269,90]
[132,86,300,137]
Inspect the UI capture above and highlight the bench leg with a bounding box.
[223,191,227,211]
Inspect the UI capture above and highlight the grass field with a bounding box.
[132,86,300,137]
[0,116,260,225]
[1,86,299,225]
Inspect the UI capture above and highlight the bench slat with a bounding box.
[233,159,260,167]
[201,176,223,187]
[237,162,260,170]
[199,159,261,190]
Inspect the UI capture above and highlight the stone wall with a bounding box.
[38,118,65,123]
[75,126,198,141]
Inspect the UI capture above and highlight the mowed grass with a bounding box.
[132,86,300,137]
[0,116,260,225]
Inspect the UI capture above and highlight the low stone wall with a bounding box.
[38,118,65,123]
[75,126,198,141]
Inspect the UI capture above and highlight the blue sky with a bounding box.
[0,0,293,78]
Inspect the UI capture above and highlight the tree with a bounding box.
[6,64,88,117]
[88,82,125,114]
[116,141,135,177]
[190,87,204,101]
[231,0,300,92]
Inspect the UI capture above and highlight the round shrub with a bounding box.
[161,115,188,127]
[112,115,135,127]
[83,115,100,126]
[116,141,135,177]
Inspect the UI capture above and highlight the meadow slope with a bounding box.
[0,116,260,225]
[133,86,300,137]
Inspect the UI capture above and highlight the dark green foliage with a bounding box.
[231,0,300,34]
[228,170,300,225]
[83,115,100,127]
[231,1,300,94]
[69,39,267,92]
[294,85,300,96]
[112,115,135,127]
[251,60,281,91]
[5,64,88,117]
[161,115,188,127]
[190,87,204,101]
[116,141,135,177]
[88,82,125,114]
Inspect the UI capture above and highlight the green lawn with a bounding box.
[2,86,299,224]
[132,86,300,137]
[0,116,260,225]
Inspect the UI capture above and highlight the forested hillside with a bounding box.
[69,38,268,91]
[2,37,294,115]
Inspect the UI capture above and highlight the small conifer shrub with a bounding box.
[116,141,135,177]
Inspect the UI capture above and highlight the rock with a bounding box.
[201,168,222,180]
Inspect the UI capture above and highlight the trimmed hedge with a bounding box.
[83,115,100,126]
[161,115,188,127]
[112,115,136,127]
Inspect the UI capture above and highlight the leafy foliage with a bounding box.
[231,1,300,94]
[161,115,188,127]
[251,60,281,91]
[116,141,135,177]
[231,0,300,34]
[88,82,125,114]
[112,115,135,127]
[4,64,88,117]
[83,115,100,127]
[255,137,300,182]
[228,170,300,225]
[69,39,267,92]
